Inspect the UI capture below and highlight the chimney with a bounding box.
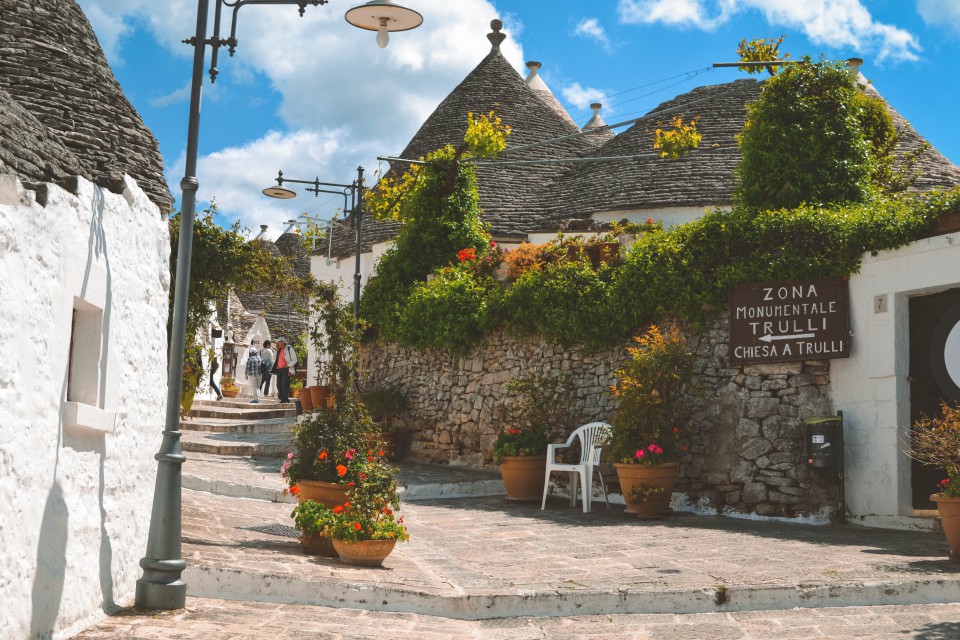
[487,19,506,52]
[254,224,268,240]
[846,57,866,86]
[525,61,541,79]
[583,103,605,130]
[282,219,298,235]
[525,61,550,92]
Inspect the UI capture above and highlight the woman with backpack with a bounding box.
[245,346,263,404]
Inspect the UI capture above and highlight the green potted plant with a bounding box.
[290,449,409,566]
[608,322,694,517]
[492,372,585,501]
[907,402,960,562]
[360,385,408,460]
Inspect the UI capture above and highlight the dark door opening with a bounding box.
[909,287,960,509]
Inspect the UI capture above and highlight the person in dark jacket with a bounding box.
[210,355,223,401]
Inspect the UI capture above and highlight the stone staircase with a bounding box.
[180,398,298,457]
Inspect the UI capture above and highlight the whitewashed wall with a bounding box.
[832,231,960,530]
[0,174,169,638]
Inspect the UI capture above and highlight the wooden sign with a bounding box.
[729,279,850,364]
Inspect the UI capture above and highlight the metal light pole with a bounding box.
[262,166,366,319]
[136,0,422,611]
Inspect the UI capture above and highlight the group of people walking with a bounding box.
[209,337,299,404]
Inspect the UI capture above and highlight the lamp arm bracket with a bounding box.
[190,0,330,82]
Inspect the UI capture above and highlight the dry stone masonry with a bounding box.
[0,0,173,213]
[363,311,840,520]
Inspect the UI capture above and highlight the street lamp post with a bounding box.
[262,166,366,319]
[136,0,421,611]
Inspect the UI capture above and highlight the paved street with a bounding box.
[72,598,960,639]
[68,405,960,638]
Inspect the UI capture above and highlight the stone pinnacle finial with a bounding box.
[487,19,506,51]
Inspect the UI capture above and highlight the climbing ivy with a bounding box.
[360,110,509,338]
[382,191,960,353]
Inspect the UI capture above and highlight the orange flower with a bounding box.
[336,464,348,476]
[318,451,328,460]
[344,502,350,508]
[378,450,385,457]
[290,485,300,496]
[353,522,362,531]
[367,456,374,461]
[333,505,343,514]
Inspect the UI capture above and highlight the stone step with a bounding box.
[181,430,292,457]
[188,405,295,421]
[180,416,296,435]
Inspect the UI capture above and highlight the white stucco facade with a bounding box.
[831,231,960,530]
[0,174,169,638]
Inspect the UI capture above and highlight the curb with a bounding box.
[183,476,507,503]
[185,565,960,620]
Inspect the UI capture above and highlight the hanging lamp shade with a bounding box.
[345,0,423,48]
[261,186,297,199]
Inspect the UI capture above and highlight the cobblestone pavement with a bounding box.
[176,491,960,616]
[72,597,960,639]
[71,453,960,637]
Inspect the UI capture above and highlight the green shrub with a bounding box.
[735,57,874,209]
[395,268,504,353]
[506,259,617,348]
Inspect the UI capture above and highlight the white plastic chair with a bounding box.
[541,422,612,513]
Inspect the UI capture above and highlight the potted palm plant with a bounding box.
[492,373,585,501]
[608,323,694,517]
[907,402,960,562]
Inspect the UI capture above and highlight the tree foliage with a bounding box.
[359,110,509,338]
[735,56,879,209]
[168,203,316,357]
[737,35,789,76]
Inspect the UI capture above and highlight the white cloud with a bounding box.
[617,0,921,62]
[76,0,527,230]
[148,82,192,108]
[574,17,613,51]
[918,0,960,33]
[167,129,373,238]
[561,82,609,110]
[618,0,732,30]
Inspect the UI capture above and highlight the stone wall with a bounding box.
[362,314,840,520]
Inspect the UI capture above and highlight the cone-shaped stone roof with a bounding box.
[554,76,960,218]
[0,0,173,213]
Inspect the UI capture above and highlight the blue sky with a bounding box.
[78,0,960,237]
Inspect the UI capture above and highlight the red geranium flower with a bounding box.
[333,505,343,514]
[353,522,362,531]
[336,464,348,477]
[318,451,328,460]
[290,485,300,496]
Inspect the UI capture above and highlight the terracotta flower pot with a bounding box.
[299,387,314,411]
[332,539,397,567]
[614,462,678,518]
[500,455,547,502]
[299,531,338,557]
[308,385,322,411]
[933,493,960,562]
[297,480,349,508]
